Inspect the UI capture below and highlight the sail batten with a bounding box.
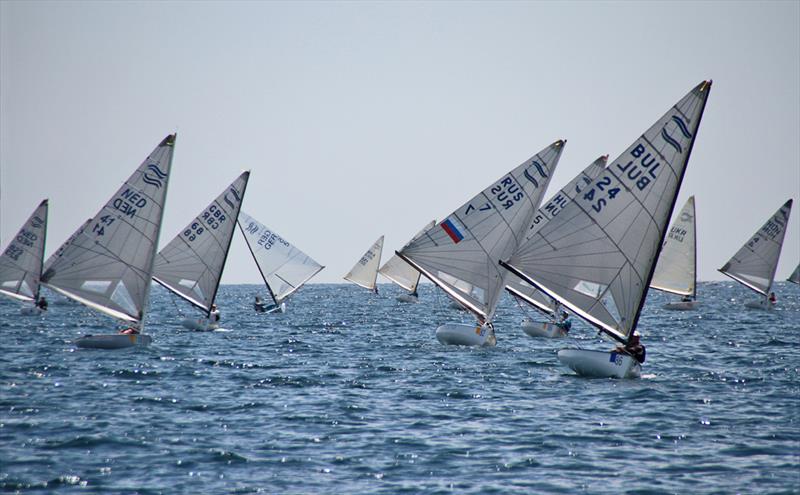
[504,82,712,342]
[238,211,324,304]
[399,140,566,321]
[41,134,176,326]
[153,171,250,316]
[718,199,793,297]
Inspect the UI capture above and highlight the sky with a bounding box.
[1,0,798,285]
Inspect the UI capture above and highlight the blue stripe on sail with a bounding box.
[147,164,168,179]
[672,115,692,138]
[661,128,683,153]
[142,174,163,188]
[523,169,539,188]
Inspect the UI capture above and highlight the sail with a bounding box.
[153,171,249,314]
[0,199,48,302]
[651,196,697,297]
[238,210,324,304]
[505,156,607,315]
[788,264,800,285]
[345,236,384,291]
[718,199,793,296]
[503,81,712,343]
[43,218,92,274]
[398,140,565,321]
[378,220,436,292]
[41,134,176,324]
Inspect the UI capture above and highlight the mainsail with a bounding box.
[502,81,712,343]
[378,220,436,293]
[505,156,607,315]
[788,264,800,285]
[238,211,324,305]
[398,140,565,321]
[345,236,384,291]
[43,218,91,274]
[0,199,48,302]
[153,171,249,315]
[651,196,697,297]
[718,199,793,296]
[41,134,176,325]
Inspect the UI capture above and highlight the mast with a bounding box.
[691,196,698,300]
[34,200,49,301]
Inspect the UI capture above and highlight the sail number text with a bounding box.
[584,143,662,213]
[491,176,524,210]
[3,229,37,260]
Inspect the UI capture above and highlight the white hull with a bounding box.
[521,318,568,338]
[75,334,152,349]
[181,317,220,331]
[20,306,45,316]
[435,323,496,347]
[744,298,774,310]
[396,293,419,303]
[557,349,641,379]
[256,302,286,314]
[663,300,700,311]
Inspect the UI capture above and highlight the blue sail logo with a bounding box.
[142,164,168,189]
[661,115,693,154]
[31,216,45,229]
[223,186,243,209]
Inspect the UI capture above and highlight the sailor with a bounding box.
[119,326,139,335]
[768,292,777,305]
[254,296,266,313]
[36,296,48,311]
[617,332,646,364]
[210,304,221,323]
[557,311,572,333]
[681,295,692,303]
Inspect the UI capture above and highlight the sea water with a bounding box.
[1,282,798,494]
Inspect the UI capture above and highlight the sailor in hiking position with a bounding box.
[616,332,646,364]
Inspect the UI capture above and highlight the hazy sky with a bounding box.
[1,1,798,285]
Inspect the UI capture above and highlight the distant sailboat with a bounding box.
[153,171,250,330]
[41,134,176,349]
[345,236,384,294]
[651,196,699,310]
[502,81,712,377]
[0,199,48,314]
[398,140,565,346]
[238,211,324,313]
[718,199,793,310]
[788,264,800,285]
[378,220,435,303]
[505,156,607,338]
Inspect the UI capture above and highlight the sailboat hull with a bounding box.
[396,293,418,303]
[436,323,496,347]
[557,349,641,379]
[663,300,700,310]
[181,317,220,331]
[521,319,568,338]
[744,298,774,310]
[20,306,45,316]
[75,334,152,349]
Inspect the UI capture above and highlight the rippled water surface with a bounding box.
[1,282,799,494]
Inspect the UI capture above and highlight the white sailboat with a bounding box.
[718,199,793,310]
[651,196,699,310]
[502,81,712,377]
[40,134,176,349]
[505,156,607,338]
[238,211,324,313]
[153,171,250,330]
[398,140,566,346]
[344,236,384,294]
[378,220,435,303]
[0,199,48,315]
[788,264,800,285]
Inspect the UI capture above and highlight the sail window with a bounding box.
[111,281,137,316]
[82,280,112,294]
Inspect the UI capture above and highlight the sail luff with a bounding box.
[237,219,280,306]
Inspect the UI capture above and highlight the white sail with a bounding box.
[0,199,48,302]
[788,264,800,285]
[378,220,436,292]
[153,172,249,315]
[503,81,712,343]
[41,134,176,324]
[238,211,324,304]
[345,236,384,291]
[505,156,607,315]
[43,218,92,274]
[719,199,793,296]
[398,140,565,321]
[651,196,697,297]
